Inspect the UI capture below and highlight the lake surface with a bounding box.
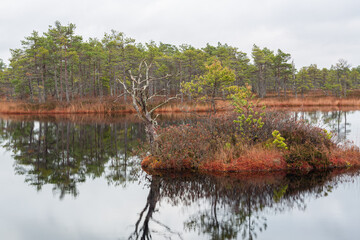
[0,110,360,240]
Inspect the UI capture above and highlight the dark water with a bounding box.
[0,111,360,240]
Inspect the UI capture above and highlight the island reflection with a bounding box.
[0,116,358,240]
[132,169,359,240]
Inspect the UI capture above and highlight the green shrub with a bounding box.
[231,85,265,141]
[266,130,288,150]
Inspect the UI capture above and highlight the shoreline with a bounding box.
[0,96,360,114]
[0,98,359,175]
[259,97,360,108]
[141,151,360,174]
[142,164,360,178]
[0,100,220,114]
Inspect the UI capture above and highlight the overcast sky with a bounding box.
[1,0,360,68]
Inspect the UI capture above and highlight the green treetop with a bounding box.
[182,59,236,114]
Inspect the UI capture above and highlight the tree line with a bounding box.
[0,21,359,103]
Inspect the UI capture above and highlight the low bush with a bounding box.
[152,123,214,169]
[259,112,335,169]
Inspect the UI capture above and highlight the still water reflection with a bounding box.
[0,111,359,240]
[293,110,360,146]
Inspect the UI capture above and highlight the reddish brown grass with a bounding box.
[141,145,360,173]
[1,95,360,115]
[260,97,360,108]
[0,99,232,114]
[141,147,287,172]
[329,146,360,168]
[199,147,286,172]
[0,99,135,114]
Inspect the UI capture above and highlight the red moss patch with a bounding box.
[199,148,286,172]
[141,146,360,173]
[329,146,360,168]
[142,148,287,172]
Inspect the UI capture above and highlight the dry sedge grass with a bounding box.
[153,101,211,113]
[0,100,134,114]
[1,96,360,114]
[260,97,360,108]
[0,99,231,114]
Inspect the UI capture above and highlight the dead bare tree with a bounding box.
[118,60,179,150]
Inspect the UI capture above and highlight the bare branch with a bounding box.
[149,74,172,81]
[117,78,132,96]
[149,94,180,114]
[138,59,145,74]
[148,88,167,101]
[113,92,125,102]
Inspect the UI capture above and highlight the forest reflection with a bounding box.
[294,110,352,142]
[0,118,146,198]
[133,169,359,240]
[0,114,202,199]
[0,114,359,239]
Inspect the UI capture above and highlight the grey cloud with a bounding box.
[1,0,360,68]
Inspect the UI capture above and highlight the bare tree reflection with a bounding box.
[129,175,183,240]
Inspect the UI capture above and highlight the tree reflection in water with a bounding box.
[0,118,145,199]
[294,110,352,143]
[0,116,359,239]
[132,169,359,240]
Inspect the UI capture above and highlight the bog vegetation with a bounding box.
[142,86,360,172]
[142,112,360,172]
[1,21,360,173]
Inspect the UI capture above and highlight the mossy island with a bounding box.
[140,86,360,174]
[141,111,360,173]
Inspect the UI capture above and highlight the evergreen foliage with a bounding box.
[1,21,359,102]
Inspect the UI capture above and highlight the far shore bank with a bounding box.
[0,98,220,114]
[1,96,360,115]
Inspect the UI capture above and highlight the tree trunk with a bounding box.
[53,61,59,100]
[144,117,158,152]
[65,55,69,103]
[42,63,46,102]
[37,78,42,103]
[70,65,74,101]
[93,63,96,97]
[28,76,34,102]
[59,59,63,102]
[123,67,127,103]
